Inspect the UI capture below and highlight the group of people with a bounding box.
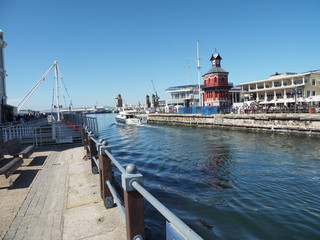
[12,113,48,124]
[232,103,320,114]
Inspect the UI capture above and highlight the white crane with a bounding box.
[17,61,66,121]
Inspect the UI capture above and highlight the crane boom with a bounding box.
[151,79,158,96]
[17,61,57,112]
[151,79,159,109]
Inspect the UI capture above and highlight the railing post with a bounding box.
[88,132,98,174]
[98,140,114,208]
[83,126,90,160]
[122,164,145,240]
[81,124,86,145]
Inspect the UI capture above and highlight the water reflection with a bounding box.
[202,152,233,190]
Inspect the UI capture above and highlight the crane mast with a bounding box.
[54,61,61,121]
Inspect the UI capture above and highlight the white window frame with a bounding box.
[307,90,311,97]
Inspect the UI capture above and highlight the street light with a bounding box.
[290,87,302,113]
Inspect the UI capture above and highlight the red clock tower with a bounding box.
[202,53,231,106]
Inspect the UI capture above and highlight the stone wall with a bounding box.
[147,113,320,136]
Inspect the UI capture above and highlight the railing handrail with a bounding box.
[103,148,126,174]
[132,181,203,240]
[62,112,99,136]
[106,180,126,220]
[84,126,204,240]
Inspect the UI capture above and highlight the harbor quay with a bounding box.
[147,113,320,136]
[0,116,204,240]
[0,112,319,239]
[0,145,126,240]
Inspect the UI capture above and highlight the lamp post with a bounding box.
[291,87,302,113]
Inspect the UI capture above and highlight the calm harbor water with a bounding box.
[95,113,320,240]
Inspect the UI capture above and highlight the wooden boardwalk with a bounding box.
[0,146,126,240]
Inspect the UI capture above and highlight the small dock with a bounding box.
[0,146,126,240]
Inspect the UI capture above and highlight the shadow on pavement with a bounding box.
[9,169,40,190]
[28,156,47,166]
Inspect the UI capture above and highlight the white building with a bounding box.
[237,71,320,105]
[165,84,200,107]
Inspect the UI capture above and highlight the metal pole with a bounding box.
[294,87,297,113]
[196,39,202,107]
[295,93,297,113]
[54,61,61,121]
[17,62,56,112]
[106,180,125,219]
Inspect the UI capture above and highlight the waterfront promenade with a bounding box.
[0,145,126,240]
[148,113,320,135]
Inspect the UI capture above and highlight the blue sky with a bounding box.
[1,0,319,110]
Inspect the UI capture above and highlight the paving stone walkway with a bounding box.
[2,147,126,240]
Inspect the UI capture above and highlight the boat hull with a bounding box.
[115,114,141,125]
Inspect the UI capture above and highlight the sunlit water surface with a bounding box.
[95,113,320,240]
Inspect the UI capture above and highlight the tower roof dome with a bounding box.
[203,53,228,77]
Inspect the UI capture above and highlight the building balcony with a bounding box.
[243,82,306,93]
[166,99,187,105]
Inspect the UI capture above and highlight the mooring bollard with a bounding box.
[98,140,114,208]
[122,164,145,240]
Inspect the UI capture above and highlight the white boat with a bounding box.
[115,111,142,125]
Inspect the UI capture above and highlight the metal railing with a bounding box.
[82,125,203,240]
[62,112,99,136]
[1,118,48,142]
[1,113,98,147]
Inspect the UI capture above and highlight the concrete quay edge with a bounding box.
[147,113,320,135]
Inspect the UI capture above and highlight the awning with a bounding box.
[306,95,320,102]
